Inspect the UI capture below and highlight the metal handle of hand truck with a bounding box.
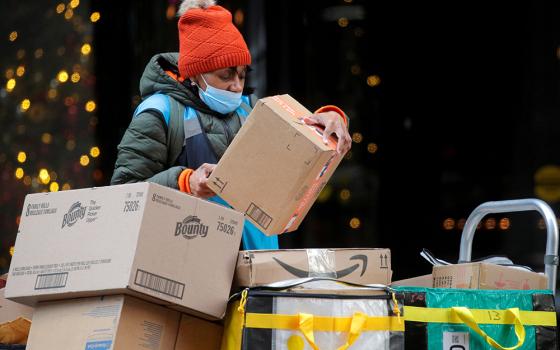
[458,198,559,291]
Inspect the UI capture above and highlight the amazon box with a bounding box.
[6,182,244,319]
[432,263,547,290]
[175,314,223,350]
[26,295,180,350]
[234,248,392,288]
[207,94,346,235]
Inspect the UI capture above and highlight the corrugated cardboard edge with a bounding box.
[235,248,392,286]
[127,182,153,295]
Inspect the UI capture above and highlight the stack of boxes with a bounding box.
[2,94,552,349]
[2,94,395,349]
[5,182,242,349]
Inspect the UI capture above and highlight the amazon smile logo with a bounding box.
[272,254,372,278]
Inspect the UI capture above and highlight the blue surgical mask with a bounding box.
[197,75,242,114]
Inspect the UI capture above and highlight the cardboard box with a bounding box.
[208,94,346,235]
[26,295,180,350]
[175,314,222,350]
[6,182,244,319]
[234,248,392,287]
[391,274,433,287]
[432,263,548,290]
[0,288,33,323]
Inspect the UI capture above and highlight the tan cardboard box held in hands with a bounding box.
[175,313,223,350]
[5,182,244,319]
[432,263,547,290]
[26,295,180,350]
[234,248,392,287]
[207,94,346,235]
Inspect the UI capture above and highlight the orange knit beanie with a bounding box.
[177,0,251,78]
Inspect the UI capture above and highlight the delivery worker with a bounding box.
[110,0,352,250]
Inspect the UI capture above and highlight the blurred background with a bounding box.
[1,0,560,282]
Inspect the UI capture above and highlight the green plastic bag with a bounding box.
[395,287,557,349]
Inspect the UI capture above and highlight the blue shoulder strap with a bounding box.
[133,93,171,126]
[209,196,279,250]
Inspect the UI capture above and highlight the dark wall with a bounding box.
[92,0,560,281]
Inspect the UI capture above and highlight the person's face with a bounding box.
[192,66,247,93]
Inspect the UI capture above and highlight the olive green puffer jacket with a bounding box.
[110,53,253,188]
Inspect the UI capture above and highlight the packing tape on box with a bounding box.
[307,249,337,278]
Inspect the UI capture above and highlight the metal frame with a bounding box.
[458,199,559,291]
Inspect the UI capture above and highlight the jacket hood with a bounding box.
[139,52,218,116]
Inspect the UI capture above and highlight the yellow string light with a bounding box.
[9,246,14,256]
[352,132,363,143]
[367,75,381,87]
[90,12,101,23]
[64,8,74,20]
[39,168,51,184]
[57,70,69,83]
[15,167,24,179]
[17,151,26,163]
[90,146,100,158]
[62,183,71,191]
[80,155,90,166]
[349,217,361,229]
[50,182,60,192]
[6,78,16,91]
[21,99,31,111]
[81,43,91,55]
[16,66,25,77]
[71,72,81,83]
[56,3,66,13]
[85,100,96,112]
[69,0,80,9]
[9,31,18,42]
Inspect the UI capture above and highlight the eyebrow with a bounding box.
[226,66,250,74]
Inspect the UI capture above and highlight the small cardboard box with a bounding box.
[26,295,180,350]
[208,94,346,235]
[0,288,33,323]
[391,274,433,288]
[234,248,392,287]
[6,182,244,319]
[175,314,223,350]
[432,263,548,290]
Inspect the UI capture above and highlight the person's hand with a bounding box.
[189,163,216,198]
[303,111,352,155]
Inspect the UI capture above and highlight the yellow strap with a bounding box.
[404,306,557,327]
[299,313,320,350]
[337,312,367,350]
[452,307,525,350]
[245,313,405,332]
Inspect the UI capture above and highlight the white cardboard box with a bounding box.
[26,295,180,350]
[6,182,244,319]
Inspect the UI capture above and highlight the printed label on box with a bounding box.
[443,331,469,350]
